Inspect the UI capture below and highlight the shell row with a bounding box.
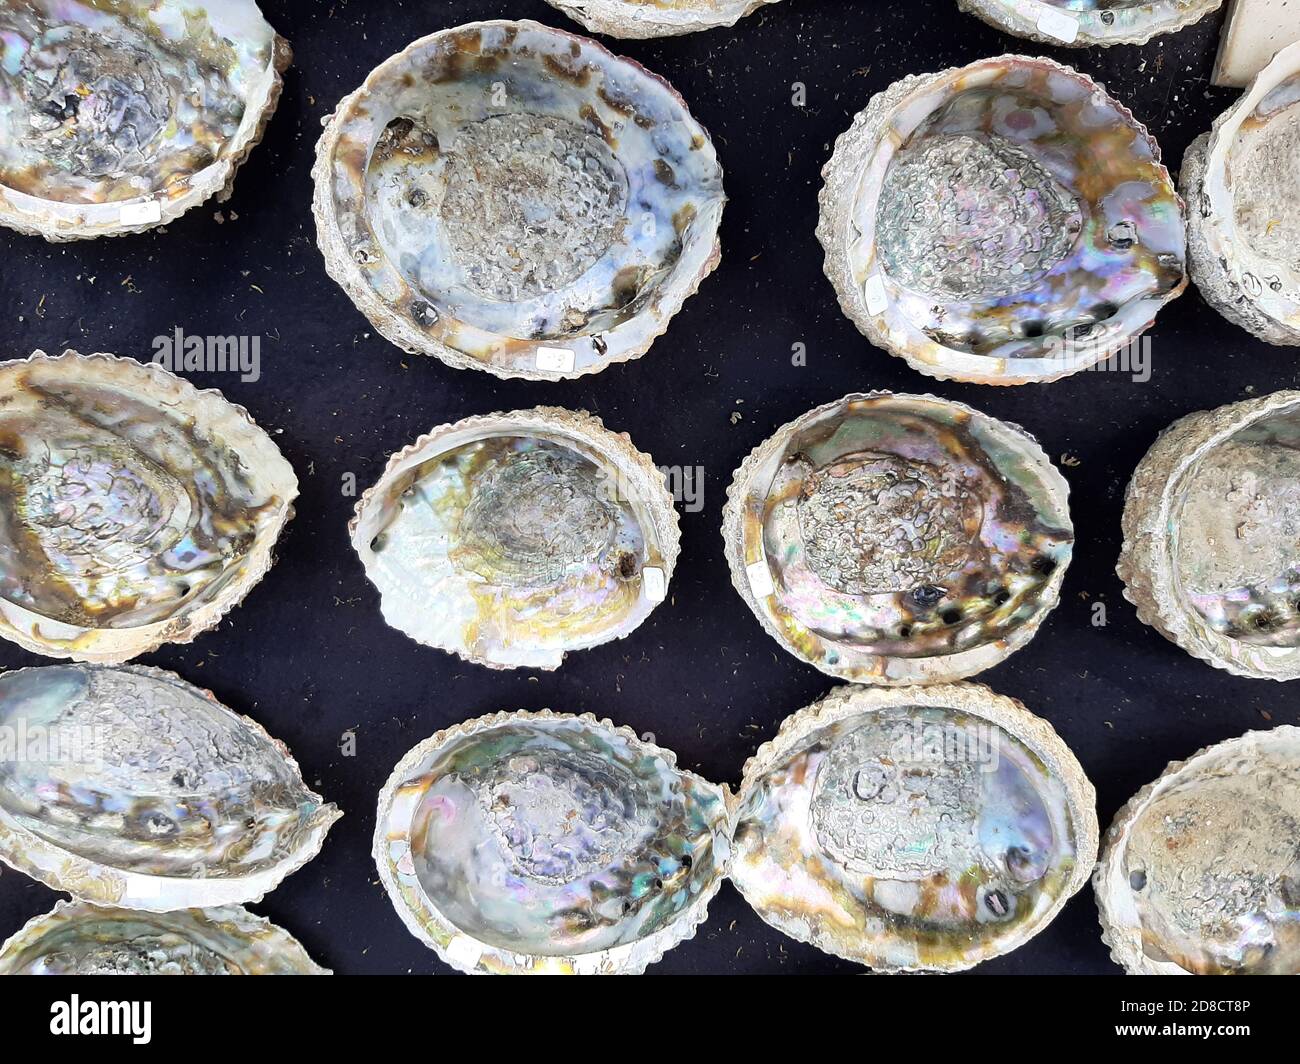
[7,10,1282,378]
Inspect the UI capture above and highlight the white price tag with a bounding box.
[1036,7,1079,44]
[536,346,576,373]
[445,936,484,970]
[119,199,162,226]
[864,274,889,316]
[642,566,667,603]
[746,560,774,598]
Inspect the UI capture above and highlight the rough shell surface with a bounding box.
[0,0,289,241]
[958,0,1222,48]
[818,55,1187,385]
[1184,41,1300,346]
[0,901,329,975]
[0,351,298,664]
[373,710,731,974]
[351,407,680,671]
[730,684,1098,972]
[0,664,340,911]
[543,0,783,38]
[1119,390,1300,681]
[312,20,725,381]
[1095,726,1300,974]
[722,392,1074,685]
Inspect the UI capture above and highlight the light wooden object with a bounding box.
[1213,0,1300,86]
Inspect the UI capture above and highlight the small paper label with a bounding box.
[119,199,162,226]
[1036,7,1079,43]
[642,566,667,603]
[536,346,576,374]
[128,875,162,899]
[445,936,483,969]
[746,560,775,598]
[864,274,889,316]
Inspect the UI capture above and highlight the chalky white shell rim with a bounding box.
[372,709,731,975]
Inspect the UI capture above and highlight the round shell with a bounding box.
[542,0,783,38]
[374,710,731,974]
[351,407,680,671]
[312,20,725,381]
[818,55,1187,385]
[722,393,1074,685]
[957,0,1222,48]
[0,0,289,242]
[1095,727,1300,975]
[0,901,329,975]
[0,664,341,911]
[1184,41,1300,346]
[730,684,1098,972]
[0,350,298,664]
[1119,390,1300,681]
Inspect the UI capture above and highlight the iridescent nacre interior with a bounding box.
[1224,73,1300,288]
[739,395,1073,678]
[0,0,277,205]
[358,428,670,669]
[324,21,723,373]
[1173,410,1300,645]
[732,704,1083,970]
[0,665,334,883]
[1114,732,1300,974]
[868,57,1184,360]
[383,717,730,962]
[0,904,325,975]
[0,356,293,647]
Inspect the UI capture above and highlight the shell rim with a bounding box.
[371,708,732,975]
[0,663,341,912]
[0,4,291,242]
[542,0,783,39]
[957,0,1223,48]
[731,682,1099,973]
[0,898,332,975]
[310,18,725,382]
[1117,389,1300,681]
[1183,40,1300,347]
[720,391,1074,685]
[0,348,299,665]
[349,406,682,672]
[1092,724,1300,975]
[816,53,1187,386]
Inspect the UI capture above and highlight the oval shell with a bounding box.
[0,0,289,241]
[0,901,329,975]
[1184,40,1300,346]
[1119,390,1300,681]
[0,350,297,664]
[312,20,725,381]
[0,664,340,910]
[722,393,1074,685]
[957,0,1222,48]
[730,684,1098,972]
[374,711,731,974]
[819,55,1187,384]
[543,0,783,38]
[1095,727,1300,974]
[351,408,679,671]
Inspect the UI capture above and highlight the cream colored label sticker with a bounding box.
[536,347,576,374]
[119,200,162,225]
[126,875,162,899]
[445,936,483,970]
[746,560,775,598]
[864,274,889,316]
[1036,7,1080,43]
[643,566,667,603]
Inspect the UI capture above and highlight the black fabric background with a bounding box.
[0,0,1293,975]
